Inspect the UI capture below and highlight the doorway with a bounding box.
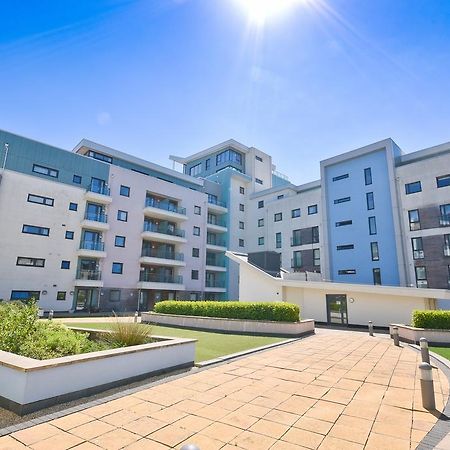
[326,294,348,325]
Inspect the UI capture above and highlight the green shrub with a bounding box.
[154,301,300,322]
[103,320,151,348]
[412,310,450,329]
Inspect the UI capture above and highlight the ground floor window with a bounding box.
[10,290,40,301]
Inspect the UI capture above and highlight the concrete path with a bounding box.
[0,331,448,449]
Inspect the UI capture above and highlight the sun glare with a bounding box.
[236,0,304,25]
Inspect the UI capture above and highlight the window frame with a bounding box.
[115,235,126,248]
[308,204,318,215]
[112,262,123,274]
[405,181,422,195]
[32,164,59,178]
[275,232,282,249]
[258,236,264,245]
[193,226,201,236]
[60,260,71,270]
[16,257,45,267]
[69,202,78,211]
[117,210,128,222]
[366,192,375,210]
[120,185,130,197]
[364,168,372,186]
[22,224,50,236]
[370,242,379,261]
[368,216,377,235]
[437,174,450,188]
[274,212,282,222]
[27,193,54,207]
[65,231,74,240]
[258,218,264,227]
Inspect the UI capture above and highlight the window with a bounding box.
[27,193,54,207]
[408,209,421,231]
[239,239,244,247]
[191,270,199,280]
[87,150,112,164]
[412,237,424,259]
[69,202,78,211]
[239,221,245,229]
[332,174,349,182]
[117,210,128,222]
[258,218,264,227]
[110,290,121,302]
[369,216,377,235]
[313,249,320,267]
[292,208,301,218]
[364,168,372,186]
[258,237,264,245]
[338,269,356,275]
[61,260,70,269]
[255,178,263,185]
[415,266,428,288]
[32,164,58,178]
[276,232,282,249]
[189,163,202,176]
[193,226,200,236]
[22,225,49,236]
[405,181,422,194]
[207,194,218,204]
[120,185,130,197]
[112,262,123,274]
[335,220,352,227]
[437,175,450,188]
[370,242,379,261]
[16,257,45,267]
[334,197,351,204]
[258,200,264,209]
[115,236,126,247]
[312,226,319,243]
[216,149,243,165]
[277,195,284,200]
[274,213,282,222]
[192,248,200,257]
[292,251,302,268]
[205,159,210,170]
[194,205,201,215]
[366,192,375,210]
[65,231,74,240]
[239,204,245,211]
[373,268,382,285]
[73,174,82,184]
[337,244,354,250]
[57,291,66,301]
[308,204,318,215]
[292,229,301,246]
[11,291,40,301]
[240,186,245,194]
[444,235,450,257]
[256,155,263,162]
[440,204,450,226]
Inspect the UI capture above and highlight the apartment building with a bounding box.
[0,129,449,313]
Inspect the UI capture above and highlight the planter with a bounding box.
[389,323,450,345]
[142,312,315,337]
[0,330,196,415]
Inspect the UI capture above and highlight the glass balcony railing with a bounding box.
[88,183,110,196]
[141,248,184,261]
[145,198,186,215]
[207,198,227,208]
[207,218,227,227]
[205,279,226,288]
[139,273,183,284]
[440,214,450,227]
[76,270,102,280]
[291,237,302,247]
[206,258,226,267]
[207,238,227,247]
[84,211,108,223]
[79,241,105,251]
[143,222,185,237]
[291,258,302,268]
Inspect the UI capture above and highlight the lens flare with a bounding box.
[236,0,304,25]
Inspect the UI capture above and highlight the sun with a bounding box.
[236,0,303,25]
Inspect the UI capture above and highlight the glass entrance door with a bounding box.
[326,294,348,325]
[75,288,100,312]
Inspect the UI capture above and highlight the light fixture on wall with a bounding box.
[349,298,355,303]
[42,290,48,295]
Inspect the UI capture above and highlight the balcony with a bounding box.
[440,214,450,227]
[207,199,228,213]
[74,270,103,288]
[291,237,302,247]
[141,222,187,244]
[206,237,227,252]
[143,198,187,222]
[291,258,302,269]
[444,246,450,257]
[205,279,226,292]
[205,257,227,272]
[85,184,112,204]
[137,273,185,291]
[207,217,227,233]
[77,241,106,258]
[139,248,186,267]
[81,211,109,231]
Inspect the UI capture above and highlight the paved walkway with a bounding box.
[0,332,448,449]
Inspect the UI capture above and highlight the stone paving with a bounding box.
[0,331,448,449]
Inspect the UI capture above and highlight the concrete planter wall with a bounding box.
[142,312,315,337]
[0,332,196,415]
[389,323,450,345]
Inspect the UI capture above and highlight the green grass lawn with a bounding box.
[64,322,286,362]
[430,347,450,361]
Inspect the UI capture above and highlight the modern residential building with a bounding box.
[0,129,449,313]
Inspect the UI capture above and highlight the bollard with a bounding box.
[48,309,54,320]
[419,362,436,410]
[420,337,430,364]
[134,311,139,323]
[368,321,374,337]
[392,326,400,346]
[180,445,200,450]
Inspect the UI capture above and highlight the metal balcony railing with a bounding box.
[143,222,185,237]
[76,270,102,280]
[88,183,110,196]
[79,241,105,251]
[141,248,184,261]
[84,211,108,223]
[139,273,183,284]
[145,198,186,215]
[205,279,226,288]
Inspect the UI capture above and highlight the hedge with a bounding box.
[154,301,300,322]
[412,310,450,329]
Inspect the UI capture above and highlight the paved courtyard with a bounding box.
[0,331,448,449]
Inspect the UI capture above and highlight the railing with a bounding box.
[139,273,183,284]
[141,248,184,261]
[444,246,450,257]
[291,258,302,268]
[205,279,226,288]
[207,198,227,208]
[76,270,102,280]
[207,218,227,227]
[145,198,186,215]
[207,237,227,247]
[440,214,450,227]
[88,183,110,196]
[84,211,108,223]
[79,241,105,251]
[206,258,226,267]
[143,222,185,237]
[291,237,302,247]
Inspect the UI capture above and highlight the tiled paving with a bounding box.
[1,331,449,449]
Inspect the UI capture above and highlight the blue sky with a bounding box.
[1,0,450,183]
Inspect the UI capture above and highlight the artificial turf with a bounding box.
[430,346,450,362]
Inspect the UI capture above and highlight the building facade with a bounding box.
[0,129,449,312]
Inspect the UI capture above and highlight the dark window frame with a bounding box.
[120,185,130,197]
[32,164,59,178]
[115,235,126,247]
[22,224,50,236]
[16,257,45,267]
[27,193,54,207]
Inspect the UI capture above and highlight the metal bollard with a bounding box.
[368,321,374,337]
[392,326,400,346]
[420,337,430,364]
[419,362,436,410]
[134,311,139,323]
[48,309,54,320]
[180,445,200,450]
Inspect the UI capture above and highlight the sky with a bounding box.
[1,0,450,183]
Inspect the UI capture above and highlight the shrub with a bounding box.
[154,301,300,322]
[103,320,151,348]
[412,310,450,329]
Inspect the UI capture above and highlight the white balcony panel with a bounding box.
[137,282,185,291]
[80,219,110,231]
[74,279,104,288]
[76,249,107,259]
[84,191,112,204]
[141,231,187,244]
[143,206,188,222]
[205,265,227,272]
[139,256,186,267]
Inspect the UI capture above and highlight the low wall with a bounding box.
[142,312,315,337]
[0,334,196,415]
[389,324,450,345]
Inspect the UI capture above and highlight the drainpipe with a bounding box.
[1,143,9,172]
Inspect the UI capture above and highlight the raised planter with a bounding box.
[0,329,196,415]
[142,312,315,337]
[389,323,450,345]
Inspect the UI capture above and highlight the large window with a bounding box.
[366,192,374,210]
[408,209,420,231]
[27,193,54,207]
[444,234,450,257]
[370,242,379,261]
[87,150,112,164]
[313,249,320,267]
[437,174,450,188]
[405,181,422,194]
[411,237,424,259]
[189,163,202,176]
[312,226,319,243]
[368,216,377,235]
[216,149,243,165]
[22,224,49,236]
[292,251,302,268]
[11,291,40,301]
[276,232,282,249]
[373,268,381,285]
[364,168,372,185]
[32,164,58,178]
[440,204,450,226]
[292,229,301,246]
[415,266,428,288]
[16,257,45,267]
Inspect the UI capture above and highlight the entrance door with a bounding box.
[75,289,100,312]
[326,294,348,325]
